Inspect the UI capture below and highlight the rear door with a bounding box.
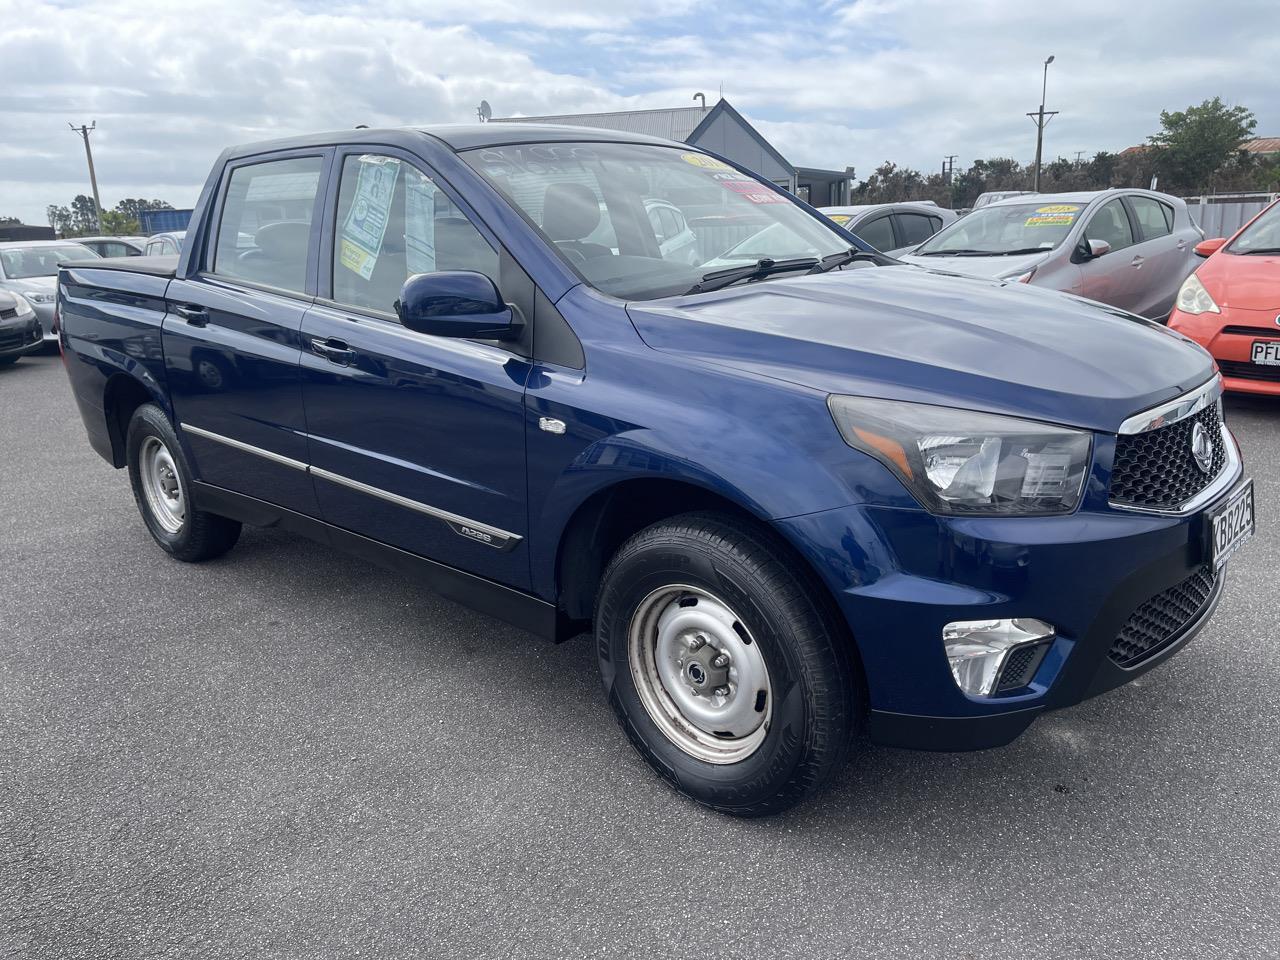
[163,149,330,517]
[1078,197,1142,311]
[1124,195,1186,318]
[300,147,533,589]
[852,213,895,253]
[891,210,941,254]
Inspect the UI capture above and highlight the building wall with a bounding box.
[688,112,794,189]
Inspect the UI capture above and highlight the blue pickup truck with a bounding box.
[56,125,1255,815]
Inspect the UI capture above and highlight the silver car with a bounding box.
[142,231,186,256]
[899,189,1203,320]
[820,202,959,257]
[0,241,100,343]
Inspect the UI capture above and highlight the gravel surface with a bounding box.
[3,353,1278,959]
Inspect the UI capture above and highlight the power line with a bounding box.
[68,122,103,232]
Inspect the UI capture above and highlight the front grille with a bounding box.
[1221,325,1280,336]
[0,329,24,351]
[1109,565,1217,667]
[1218,359,1280,383]
[1109,404,1225,509]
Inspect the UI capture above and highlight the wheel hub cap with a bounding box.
[139,436,185,534]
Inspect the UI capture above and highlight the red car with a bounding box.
[1169,198,1280,395]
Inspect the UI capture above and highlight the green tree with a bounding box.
[100,209,140,234]
[1148,97,1256,193]
[0,215,20,225]
[68,194,99,234]
[46,204,73,236]
[114,198,174,223]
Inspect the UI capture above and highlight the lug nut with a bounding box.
[714,685,730,697]
[685,635,705,651]
[712,654,729,668]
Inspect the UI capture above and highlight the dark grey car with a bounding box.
[820,202,959,257]
[900,189,1203,320]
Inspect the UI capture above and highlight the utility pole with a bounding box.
[1027,56,1058,192]
[69,122,103,232]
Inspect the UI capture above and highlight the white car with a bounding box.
[0,240,100,342]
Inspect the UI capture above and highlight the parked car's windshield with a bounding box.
[462,141,851,300]
[914,202,1083,256]
[1229,201,1280,254]
[0,243,99,278]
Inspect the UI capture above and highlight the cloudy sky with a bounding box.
[1,0,1275,225]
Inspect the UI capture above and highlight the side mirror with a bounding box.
[1085,238,1111,259]
[395,271,521,340]
[1194,237,1227,258]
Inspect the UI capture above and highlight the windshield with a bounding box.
[462,142,851,300]
[1230,201,1280,253]
[914,202,1083,256]
[0,243,99,278]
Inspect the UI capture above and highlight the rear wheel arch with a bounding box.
[103,373,162,468]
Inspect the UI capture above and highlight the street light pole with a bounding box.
[69,121,103,233]
[1028,56,1058,192]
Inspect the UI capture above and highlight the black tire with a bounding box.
[595,512,858,816]
[126,403,241,562]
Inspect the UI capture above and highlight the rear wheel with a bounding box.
[126,403,241,561]
[595,512,857,816]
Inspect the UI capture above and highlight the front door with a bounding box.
[1079,197,1142,312]
[300,149,532,589]
[164,151,329,517]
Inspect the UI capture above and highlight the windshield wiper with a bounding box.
[683,257,819,295]
[807,247,894,273]
[1242,247,1280,255]
[915,248,991,257]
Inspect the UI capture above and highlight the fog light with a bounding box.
[943,618,1055,697]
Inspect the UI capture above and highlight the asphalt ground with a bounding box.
[2,351,1278,959]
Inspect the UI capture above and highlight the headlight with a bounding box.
[10,293,35,316]
[828,395,1092,515]
[22,290,55,304]
[1175,273,1220,315]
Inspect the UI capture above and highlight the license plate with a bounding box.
[1209,480,1254,569]
[1252,340,1280,365]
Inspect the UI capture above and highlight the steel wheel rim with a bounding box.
[627,584,772,764]
[139,436,184,534]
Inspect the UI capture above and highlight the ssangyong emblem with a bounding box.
[1190,421,1213,475]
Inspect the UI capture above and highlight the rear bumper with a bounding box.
[775,456,1246,752]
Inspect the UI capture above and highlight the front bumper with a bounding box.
[776,447,1247,752]
[1170,306,1280,396]
[30,300,57,341]
[0,314,44,357]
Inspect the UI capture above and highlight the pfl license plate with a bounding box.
[1209,479,1254,569]
[1252,340,1280,365]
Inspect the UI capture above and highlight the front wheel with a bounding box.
[595,513,857,816]
[126,403,241,562]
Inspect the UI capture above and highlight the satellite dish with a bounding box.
[478,100,492,123]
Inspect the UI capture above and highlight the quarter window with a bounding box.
[896,212,937,247]
[1130,196,1174,240]
[331,153,499,315]
[1084,199,1135,253]
[212,155,324,294]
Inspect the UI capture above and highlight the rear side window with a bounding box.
[213,156,324,294]
[896,212,937,247]
[331,153,499,315]
[856,215,895,251]
[1130,196,1174,240]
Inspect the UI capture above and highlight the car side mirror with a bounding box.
[1194,237,1227,258]
[1084,238,1111,259]
[395,271,521,340]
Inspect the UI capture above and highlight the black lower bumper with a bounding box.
[0,317,44,357]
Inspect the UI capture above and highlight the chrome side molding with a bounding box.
[1118,375,1222,435]
[181,423,521,551]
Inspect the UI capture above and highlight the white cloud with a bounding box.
[0,0,1275,224]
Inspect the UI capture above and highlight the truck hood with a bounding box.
[626,266,1214,434]
[896,251,1047,280]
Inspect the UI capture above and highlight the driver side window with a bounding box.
[1084,199,1135,254]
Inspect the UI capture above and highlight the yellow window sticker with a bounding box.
[1033,204,1080,214]
[680,153,732,170]
[828,214,853,225]
[1025,213,1077,227]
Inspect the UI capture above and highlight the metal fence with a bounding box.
[1180,192,1278,238]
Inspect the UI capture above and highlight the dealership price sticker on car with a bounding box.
[1210,480,1254,569]
[1252,340,1280,365]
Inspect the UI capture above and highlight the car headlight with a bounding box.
[1175,273,1220,315]
[10,293,35,316]
[21,290,55,304]
[828,395,1092,516]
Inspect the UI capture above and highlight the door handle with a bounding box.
[174,303,209,327]
[310,337,355,365]
[1130,255,1144,267]
[1176,239,1188,250]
